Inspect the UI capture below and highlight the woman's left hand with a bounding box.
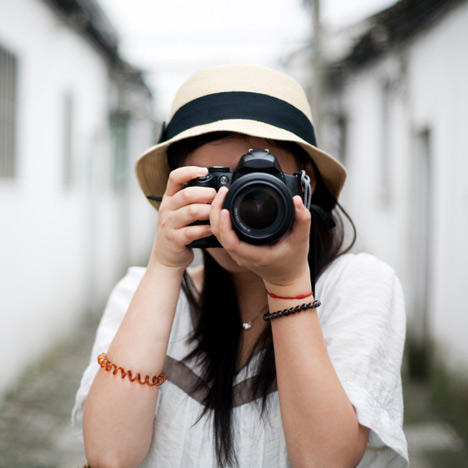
[209,187,311,288]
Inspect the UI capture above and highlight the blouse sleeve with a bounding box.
[71,266,146,439]
[316,253,409,467]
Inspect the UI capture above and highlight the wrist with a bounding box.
[145,260,186,281]
[263,268,311,297]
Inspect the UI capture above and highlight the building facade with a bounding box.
[0,0,157,399]
[321,0,468,435]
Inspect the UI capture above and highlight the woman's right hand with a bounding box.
[85,167,213,468]
[148,166,216,271]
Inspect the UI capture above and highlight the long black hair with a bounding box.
[167,132,356,467]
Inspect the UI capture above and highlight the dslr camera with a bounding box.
[186,149,311,248]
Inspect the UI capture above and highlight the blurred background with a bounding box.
[1,0,468,466]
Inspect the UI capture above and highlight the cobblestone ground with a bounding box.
[404,380,468,468]
[0,318,95,468]
[1,316,468,468]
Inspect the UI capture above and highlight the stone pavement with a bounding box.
[1,316,468,468]
[403,380,468,467]
[0,317,94,468]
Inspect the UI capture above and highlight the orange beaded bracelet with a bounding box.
[97,353,166,387]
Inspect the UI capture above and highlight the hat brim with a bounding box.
[135,119,347,210]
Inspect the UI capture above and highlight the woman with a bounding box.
[73,65,409,468]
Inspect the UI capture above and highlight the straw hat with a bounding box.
[135,64,347,210]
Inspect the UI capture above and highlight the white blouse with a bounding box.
[72,253,409,467]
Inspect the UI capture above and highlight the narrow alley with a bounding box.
[0,317,467,468]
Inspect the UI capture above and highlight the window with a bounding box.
[0,43,18,178]
[62,92,74,186]
[410,127,432,377]
[335,113,348,167]
[110,113,129,191]
[379,80,391,205]
[321,112,347,168]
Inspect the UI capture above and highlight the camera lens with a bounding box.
[224,173,295,245]
[236,188,279,230]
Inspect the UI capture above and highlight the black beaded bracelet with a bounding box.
[263,300,321,322]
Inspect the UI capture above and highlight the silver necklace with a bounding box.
[242,306,268,330]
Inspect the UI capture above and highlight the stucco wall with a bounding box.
[0,0,156,398]
[324,2,468,379]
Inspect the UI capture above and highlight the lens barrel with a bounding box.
[223,173,295,245]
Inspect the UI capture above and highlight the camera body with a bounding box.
[186,149,305,248]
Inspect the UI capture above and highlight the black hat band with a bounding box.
[161,91,317,147]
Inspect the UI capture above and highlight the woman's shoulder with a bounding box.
[317,252,398,300]
[113,265,147,290]
[123,265,147,284]
[106,266,147,303]
[322,252,395,280]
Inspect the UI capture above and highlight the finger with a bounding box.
[293,196,311,222]
[170,186,217,211]
[288,196,312,240]
[178,224,213,246]
[164,166,208,197]
[209,186,228,237]
[217,208,253,252]
[171,203,212,229]
[217,209,271,264]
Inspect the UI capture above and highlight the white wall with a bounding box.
[406,4,468,373]
[325,2,468,379]
[0,0,156,399]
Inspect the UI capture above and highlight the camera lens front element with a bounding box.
[236,187,279,230]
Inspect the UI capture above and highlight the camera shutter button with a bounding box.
[207,167,230,186]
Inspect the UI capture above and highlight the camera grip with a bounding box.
[188,235,221,248]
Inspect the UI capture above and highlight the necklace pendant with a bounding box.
[242,321,253,330]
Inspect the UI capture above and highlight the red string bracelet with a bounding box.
[97,353,166,387]
[266,289,313,300]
